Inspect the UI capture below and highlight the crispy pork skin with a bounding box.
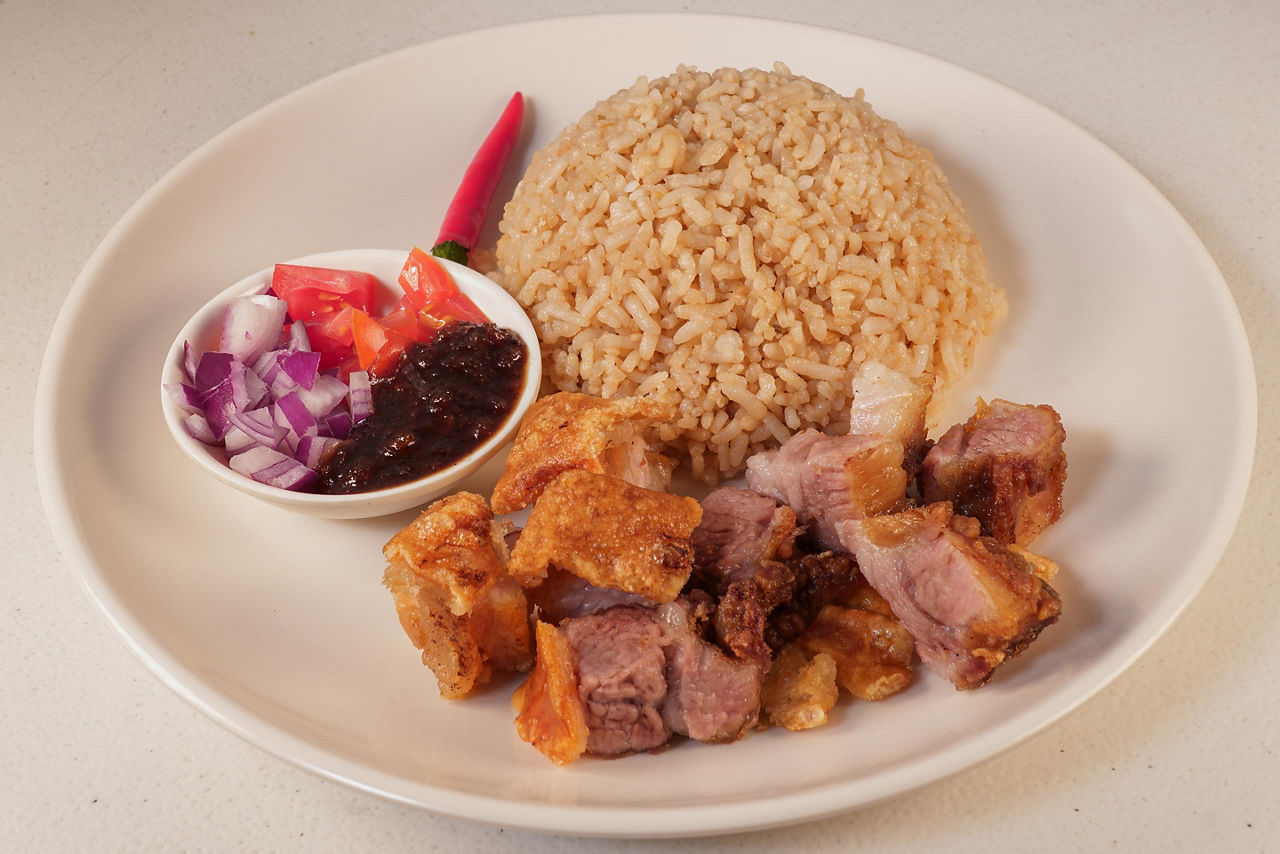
[797,604,915,701]
[382,492,532,699]
[491,392,675,514]
[745,431,909,550]
[842,502,1061,690]
[512,621,589,765]
[920,399,1066,546]
[507,470,702,601]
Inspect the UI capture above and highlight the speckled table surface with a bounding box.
[5,1,1277,850]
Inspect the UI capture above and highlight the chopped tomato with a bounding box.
[351,309,415,376]
[397,247,487,327]
[272,264,378,321]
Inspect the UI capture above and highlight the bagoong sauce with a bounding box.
[317,321,526,494]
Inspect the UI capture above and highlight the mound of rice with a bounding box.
[491,64,1004,482]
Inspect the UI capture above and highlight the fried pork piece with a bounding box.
[848,359,931,462]
[512,599,762,763]
[657,596,763,743]
[765,551,864,652]
[920,399,1066,546]
[711,559,797,668]
[691,487,798,581]
[842,502,1061,690]
[507,470,702,602]
[383,492,533,699]
[689,487,801,667]
[797,604,915,701]
[761,644,839,731]
[525,567,655,625]
[491,391,676,514]
[512,621,588,765]
[847,361,930,443]
[745,430,909,550]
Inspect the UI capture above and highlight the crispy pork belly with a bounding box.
[765,551,863,651]
[761,644,839,731]
[848,360,930,447]
[842,502,1061,690]
[691,487,798,581]
[797,604,915,701]
[525,567,655,624]
[657,598,762,743]
[491,391,676,514]
[745,430,909,550]
[512,621,589,765]
[689,487,802,667]
[382,492,533,699]
[507,470,702,601]
[562,605,671,757]
[513,598,762,762]
[711,559,797,668]
[920,399,1066,546]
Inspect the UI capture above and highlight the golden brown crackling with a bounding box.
[798,604,915,702]
[512,620,589,765]
[381,492,532,699]
[507,469,702,602]
[490,392,676,515]
[761,644,839,731]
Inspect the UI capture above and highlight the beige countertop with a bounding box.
[5,1,1276,850]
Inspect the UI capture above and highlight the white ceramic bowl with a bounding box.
[160,248,540,518]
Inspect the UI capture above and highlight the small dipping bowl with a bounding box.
[160,248,541,518]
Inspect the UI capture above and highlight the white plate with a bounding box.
[35,13,1255,838]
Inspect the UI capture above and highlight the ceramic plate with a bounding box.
[35,14,1255,837]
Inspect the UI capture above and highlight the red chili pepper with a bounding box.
[431,92,525,266]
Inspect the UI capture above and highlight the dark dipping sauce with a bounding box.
[317,321,527,494]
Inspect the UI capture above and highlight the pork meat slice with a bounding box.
[690,487,798,583]
[657,598,763,743]
[920,399,1066,546]
[841,502,1061,690]
[848,361,929,444]
[746,430,909,550]
[560,605,671,757]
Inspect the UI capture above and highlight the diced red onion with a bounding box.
[274,391,319,438]
[183,341,199,382]
[295,374,349,419]
[296,434,341,469]
[226,406,288,450]
[164,382,202,416]
[173,288,381,493]
[183,412,217,444]
[281,349,321,390]
[229,445,320,492]
[288,321,311,352]
[220,295,288,363]
[200,361,269,440]
[347,371,372,424]
[320,409,352,440]
[194,351,235,393]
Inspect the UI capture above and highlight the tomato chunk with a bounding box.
[272,264,378,321]
[397,247,487,327]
